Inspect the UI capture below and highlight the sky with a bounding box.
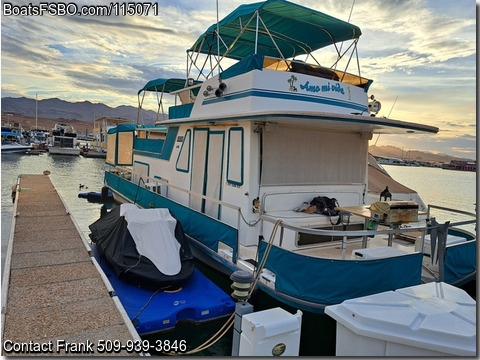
[1,0,476,159]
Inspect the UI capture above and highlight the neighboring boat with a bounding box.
[103,0,476,314]
[1,128,32,153]
[89,204,235,335]
[48,123,81,155]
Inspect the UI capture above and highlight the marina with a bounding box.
[0,0,476,356]
[0,146,476,356]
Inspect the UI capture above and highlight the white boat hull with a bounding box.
[1,144,32,153]
[48,147,81,156]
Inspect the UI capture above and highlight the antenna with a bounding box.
[388,95,398,118]
[35,93,38,129]
[347,0,356,22]
[336,0,356,71]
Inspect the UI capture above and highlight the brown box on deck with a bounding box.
[369,201,419,224]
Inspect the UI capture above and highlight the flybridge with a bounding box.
[186,0,364,82]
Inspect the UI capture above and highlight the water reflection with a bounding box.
[1,152,108,270]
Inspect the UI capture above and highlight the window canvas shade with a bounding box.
[117,131,134,165]
[261,125,367,186]
[106,132,117,165]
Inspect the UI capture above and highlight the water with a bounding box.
[384,165,476,233]
[1,154,476,356]
[1,152,108,271]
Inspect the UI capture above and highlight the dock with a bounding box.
[1,174,143,356]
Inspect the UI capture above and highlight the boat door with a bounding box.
[190,128,225,219]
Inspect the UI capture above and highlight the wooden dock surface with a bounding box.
[1,174,142,356]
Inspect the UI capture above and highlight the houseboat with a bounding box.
[103,0,476,314]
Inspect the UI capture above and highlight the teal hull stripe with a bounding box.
[444,240,476,285]
[203,88,368,113]
[258,241,423,307]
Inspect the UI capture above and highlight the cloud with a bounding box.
[1,0,476,158]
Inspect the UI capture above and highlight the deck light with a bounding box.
[368,95,381,115]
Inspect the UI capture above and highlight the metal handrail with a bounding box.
[110,167,476,240]
[261,214,476,238]
[111,167,241,211]
[427,204,476,219]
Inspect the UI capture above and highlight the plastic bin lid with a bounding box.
[325,282,476,356]
[241,307,300,339]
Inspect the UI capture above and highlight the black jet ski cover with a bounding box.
[89,204,194,290]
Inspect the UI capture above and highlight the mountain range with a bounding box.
[1,96,473,163]
[369,145,473,164]
[1,96,157,125]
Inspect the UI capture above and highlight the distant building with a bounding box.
[90,117,133,151]
[442,160,476,172]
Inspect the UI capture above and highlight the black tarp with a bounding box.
[89,206,195,290]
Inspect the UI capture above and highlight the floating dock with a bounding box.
[1,174,143,356]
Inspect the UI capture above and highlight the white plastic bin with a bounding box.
[238,307,302,356]
[325,282,476,356]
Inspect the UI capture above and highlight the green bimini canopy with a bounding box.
[138,78,202,95]
[188,0,362,61]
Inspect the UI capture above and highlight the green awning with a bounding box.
[107,124,137,134]
[138,78,202,95]
[188,0,362,60]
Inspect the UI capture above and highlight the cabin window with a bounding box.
[133,161,149,185]
[106,132,117,165]
[261,125,367,185]
[176,129,191,172]
[227,127,244,186]
[117,132,134,165]
[106,130,134,166]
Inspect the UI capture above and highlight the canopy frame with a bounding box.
[185,0,363,83]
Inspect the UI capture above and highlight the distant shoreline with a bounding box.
[1,112,473,164]
[2,113,94,134]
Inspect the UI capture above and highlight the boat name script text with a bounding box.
[300,81,345,95]
[3,2,159,16]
